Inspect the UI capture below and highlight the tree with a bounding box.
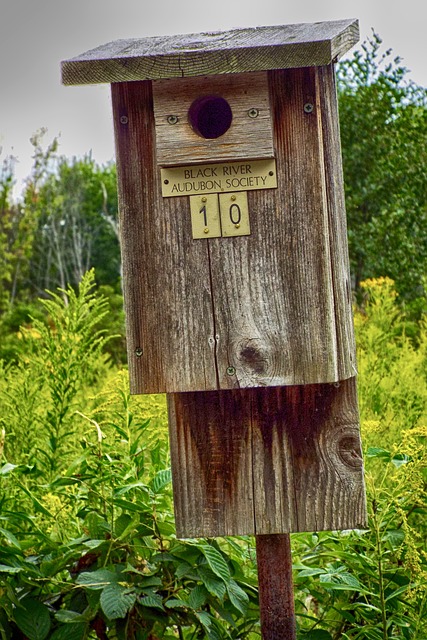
[24,132,120,294]
[337,33,427,308]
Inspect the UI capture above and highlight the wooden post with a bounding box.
[256,534,296,640]
[61,20,367,637]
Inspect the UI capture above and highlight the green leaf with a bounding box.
[196,610,212,629]
[76,569,118,589]
[165,598,188,609]
[55,610,88,623]
[0,563,22,573]
[84,511,110,538]
[298,568,326,577]
[382,529,405,548]
[227,579,249,615]
[0,527,22,549]
[14,598,51,640]
[198,566,227,600]
[189,584,209,610]
[385,584,410,602]
[150,468,172,494]
[50,623,87,640]
[366,447,390,460]
[200,545,231,582]
[100,583,136,619]
[139,594,165,610]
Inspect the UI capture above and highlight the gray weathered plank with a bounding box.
[168,378,367,537]
[153,72,274,165]
[61,19,358,85]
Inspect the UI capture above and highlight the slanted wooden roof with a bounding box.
[61,18,358,85]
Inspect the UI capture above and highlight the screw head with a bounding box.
[304,103,314,114]
[120,115,128,125]
[248,108,259,118]
[167,115,179,125]
[135,347,143,357]
[226,366,236,376]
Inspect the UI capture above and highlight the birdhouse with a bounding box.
[62,19,367,538]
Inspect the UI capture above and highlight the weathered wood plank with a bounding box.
[61,19,359,85]
[209,67,350,389]
[153,72,274,166]
[168,390,254,537]
[111,81,218,394]
[168,378,367,537]
[317,64,357,377]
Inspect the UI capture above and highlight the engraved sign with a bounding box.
[161,158,277,197]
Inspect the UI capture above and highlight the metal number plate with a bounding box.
[219,192,250,237]
[190,194,221,239]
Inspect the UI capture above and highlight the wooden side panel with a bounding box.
[111,81,218,394]
[168,379,367,537]
[153,72,274,166]
[317,65,357,377]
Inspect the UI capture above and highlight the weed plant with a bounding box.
[0,274,425,639]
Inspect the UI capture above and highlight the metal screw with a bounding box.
[248,108,259,118]
[120,115,128,125]
[231,195,236,201]
[226,366,236,376]
[164,179,169,185]
[201,197,207,203]
[204,228,209,234]
[304,103,314,114]
[269,171,274,177]
[235,224,240,229]
[167,115,179,125]
[135,347,143,357]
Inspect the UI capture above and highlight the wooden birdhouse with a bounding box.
[62,19,367,538]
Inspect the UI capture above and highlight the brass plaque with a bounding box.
[161,158,277,197]
[190,194,221,239]
[219,192,250,237]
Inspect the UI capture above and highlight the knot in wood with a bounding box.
[239,343,267,375]
[337,434,363,470]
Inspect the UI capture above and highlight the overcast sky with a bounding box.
[1,0,426,196]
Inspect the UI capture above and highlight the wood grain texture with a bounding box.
[168,378,367,537]
[210,67,354,389]
[112,81,218,393]
[153,72,274,165]
[61,19,359,85]
[112,67,356,393]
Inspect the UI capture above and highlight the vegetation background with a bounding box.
[0,34,426,639]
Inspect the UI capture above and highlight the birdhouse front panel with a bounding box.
[112,64,356,394]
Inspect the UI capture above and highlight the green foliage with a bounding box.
[0,272,259,639]
[0,273,426,639]
[337,33,427,308]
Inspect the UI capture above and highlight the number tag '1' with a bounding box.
[190,192,250,239]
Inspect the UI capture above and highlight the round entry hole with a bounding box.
[188,95,232,139]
